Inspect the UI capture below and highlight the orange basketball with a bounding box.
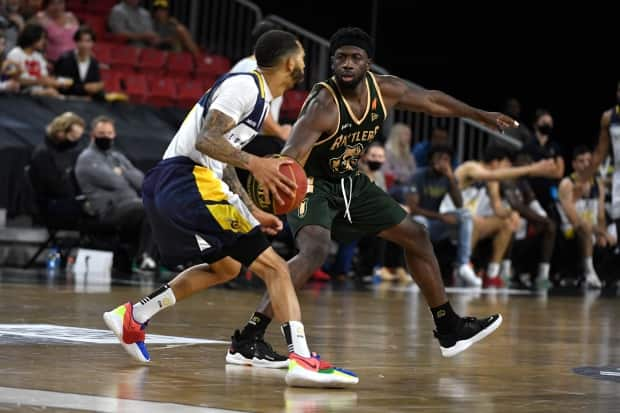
[247,155,308,215]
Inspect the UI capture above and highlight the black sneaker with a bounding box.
[225,330,288,369]
[434,314,502,358]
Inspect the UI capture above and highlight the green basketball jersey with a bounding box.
[302,72,387,181]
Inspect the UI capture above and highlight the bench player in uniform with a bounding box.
[102,30,358,388]
[227,27,519,366]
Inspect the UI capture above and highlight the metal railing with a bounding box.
[172,0,520,162]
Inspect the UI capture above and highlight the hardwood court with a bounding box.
[0,272,618,412]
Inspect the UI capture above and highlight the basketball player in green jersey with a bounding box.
[226,27,516,367]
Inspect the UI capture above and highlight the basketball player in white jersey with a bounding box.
[102,30,358,388]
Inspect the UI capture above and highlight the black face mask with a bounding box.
[537,124,553,136]
[94,137,113,151]
[56,139,79,151]
[367,161,383,171]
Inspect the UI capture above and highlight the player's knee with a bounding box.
[300,240,330,267]
[258,255,290,284]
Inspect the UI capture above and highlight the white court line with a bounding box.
[0,324,228,345]
[0,386,247,413]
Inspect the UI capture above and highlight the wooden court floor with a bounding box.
[0,271,618,412]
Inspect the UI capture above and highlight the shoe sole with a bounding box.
[226,351,289,369]
[285,366,359,388]
[103,311,150,363]
[440,314,503,358]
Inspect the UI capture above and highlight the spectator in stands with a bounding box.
[108,0,160,48]
[230,20,291,141]
[557,146,612,289]
[7,22,65,96]
[151,0,200,59]
[19,0,42,21]
[0,0,25,51]
[522,109,565,216]
[407,144,480,287]
[54,25,104,99]
[412,125,452,168]
[0,29,20,92]
[29,111,85,217]
[75,116,158,273]
[447,145,555,287]
[35,0,78,62]
[501,151,556,289]
[502,97,532,144]
[383,122,416,189]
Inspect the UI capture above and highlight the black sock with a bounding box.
[240,312,271,339]
[430,302,461,335]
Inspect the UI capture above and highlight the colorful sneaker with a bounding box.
[225,330,289,369]
[285,353,358,388]
[103,302,150,363]
[434,314,503,358]
[483,275,504,289]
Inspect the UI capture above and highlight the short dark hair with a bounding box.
[329,27,374,58]
[254,30,299,69]
[251,20,278,47]
[366,141,384,152]
[483,144,514,163]
[17,23,45,49]
[428,144,453,161]
[534,108,551,123]
[572,145,591,160]
[90,115,114,131]
[74,25,96,42]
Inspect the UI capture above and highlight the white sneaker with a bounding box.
[458,264,482,287]
[585,272,602,289]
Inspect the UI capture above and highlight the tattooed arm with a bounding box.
[222,164,256,212]
[195,108,296,205]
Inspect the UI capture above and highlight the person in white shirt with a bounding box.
[7,22,62,96]
[230,20,291,141]
[102,30,358,388]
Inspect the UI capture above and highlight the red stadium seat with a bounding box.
[77,14,107,40]
[122,73,148,103]
[100,70,122,93]
[92,42,113,67]
[195,54,231,78]
[280,90,309,121]
[176,79,206,109]
[137,48,168,73]
[166,52,194,78]
[110,45,141,73]
[146,77,177,107]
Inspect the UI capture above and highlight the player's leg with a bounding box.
[575,224,602,288]
[247,246,358,387]
[103,257,241,362]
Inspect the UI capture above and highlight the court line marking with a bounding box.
[0,324,228,345]
[0,386,246,413]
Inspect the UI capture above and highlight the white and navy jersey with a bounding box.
[557,174,600,236]
[610,105,620,168]
[163,70,272,179]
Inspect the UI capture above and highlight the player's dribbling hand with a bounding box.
[248,156,297,205]
[479,112,519,132]
[253,208,283,236]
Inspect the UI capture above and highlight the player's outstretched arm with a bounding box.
[281,89,339,165]
[586,110,612,178]
[377,75,518,132]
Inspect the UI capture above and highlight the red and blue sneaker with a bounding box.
[103,302,150,363]
[285,352,358,388]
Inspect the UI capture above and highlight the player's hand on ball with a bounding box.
[248,156,297,205]
[253,208,283,236]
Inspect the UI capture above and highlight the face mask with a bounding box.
[367,161,383,171]
[94,137,112,151]
[56,139,79,150]
[537,124,553,136]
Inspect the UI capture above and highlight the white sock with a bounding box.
[538,263,550,280]
[281,320,311,357]
[501,259,512,275]
[132,284,176,324]
[584,257,595,274]
[487,262,500,279]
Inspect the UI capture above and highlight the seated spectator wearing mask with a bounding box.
[75,116,157,272]
[29,111,85,217]
[54,25,104,100]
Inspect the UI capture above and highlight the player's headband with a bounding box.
[329,36,374,59]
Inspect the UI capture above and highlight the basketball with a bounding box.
[246,155,308,215]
